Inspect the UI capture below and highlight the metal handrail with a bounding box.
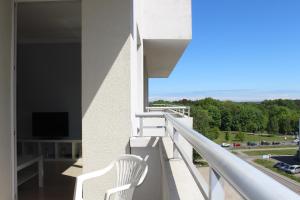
[165,113,300,200]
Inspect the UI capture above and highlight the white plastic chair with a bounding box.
[74,154,148,200]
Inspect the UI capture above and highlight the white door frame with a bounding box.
[11,1,17,199]
[11,1,81,198]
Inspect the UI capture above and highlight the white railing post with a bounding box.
[139,117,143,136]
[165,117,168,137]
[173,128,180,159]
[209,168,224,200]
[72,142,76,160]
[38,157,44,188]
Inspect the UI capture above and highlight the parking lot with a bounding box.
[233,149,300,194]
[272,156,300,177]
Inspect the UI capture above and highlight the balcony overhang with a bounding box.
[138,0,192,78]
[144,39,190,78]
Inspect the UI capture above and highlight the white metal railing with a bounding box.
[135,112,165,136]
[135,112,300,200]
[146,105,190,117]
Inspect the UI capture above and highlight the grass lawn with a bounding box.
[254,159,300,183]
[214,131,295,144]
[243,149,298,156]
[194,159,208,167]
[248,145,298,149]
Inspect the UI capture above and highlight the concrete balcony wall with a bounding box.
[82,0,133,199]
[130,137,162,200]
[130,136,203,200]
[160,137,204,200]
[137,0,192,77]
[0,1,13,199]
[131,116,196,200]
[139,0,192,40]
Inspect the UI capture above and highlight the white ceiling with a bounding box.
[17,2,81,43]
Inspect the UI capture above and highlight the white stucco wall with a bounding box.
[0,0,13,199]
[82,0,133,199]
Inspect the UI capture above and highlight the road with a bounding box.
[231,147,298,152]
[235,151,300,195]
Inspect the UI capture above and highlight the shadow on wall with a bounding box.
[81,0,132,117]
[131,137,165,200]
[81,1,133,198]
[159,139,180,200]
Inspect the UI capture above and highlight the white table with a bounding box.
[17,155,44,188]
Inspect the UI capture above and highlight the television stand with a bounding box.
[18,139,82,161]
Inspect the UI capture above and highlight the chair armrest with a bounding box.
[104,184,133,200]
[73,163,114,200]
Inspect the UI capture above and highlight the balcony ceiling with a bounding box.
[17,1,81,43]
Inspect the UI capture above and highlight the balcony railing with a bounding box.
[146,105,190,117]
[135,111,300,200]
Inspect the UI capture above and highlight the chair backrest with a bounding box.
[110,155,148,200]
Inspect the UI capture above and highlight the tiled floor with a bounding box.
[18,160,82,200]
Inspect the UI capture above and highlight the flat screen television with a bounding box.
[32,112,69,138]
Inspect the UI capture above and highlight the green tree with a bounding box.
[191,106,211,133]
[221,108,232,131]
[276,106,292,134]
[155,98,300,136]
[207,105,222,128]
[225,132,230,141]
[290,112,300,133]
[267,116,279,134]
[205,127,220,140]
[235,131,245,142]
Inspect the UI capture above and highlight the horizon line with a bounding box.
[149,89,300,102]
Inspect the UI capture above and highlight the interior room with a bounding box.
[16,2,82,200]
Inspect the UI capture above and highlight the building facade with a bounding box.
[0,0,191,199]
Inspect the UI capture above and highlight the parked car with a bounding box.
[221,143,231,148]
[274,162,285,168]
[233,143,241,148]
[286,165,300,174]
[247,141,257,146]
[279,163,290,171]
[272,141,280,145]
[261,140,270,145]
[293,139,299,143]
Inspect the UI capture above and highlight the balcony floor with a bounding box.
[18,160,82,200]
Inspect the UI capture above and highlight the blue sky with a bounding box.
[149,0,300,101]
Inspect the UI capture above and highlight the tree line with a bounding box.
[152,98,300,137]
